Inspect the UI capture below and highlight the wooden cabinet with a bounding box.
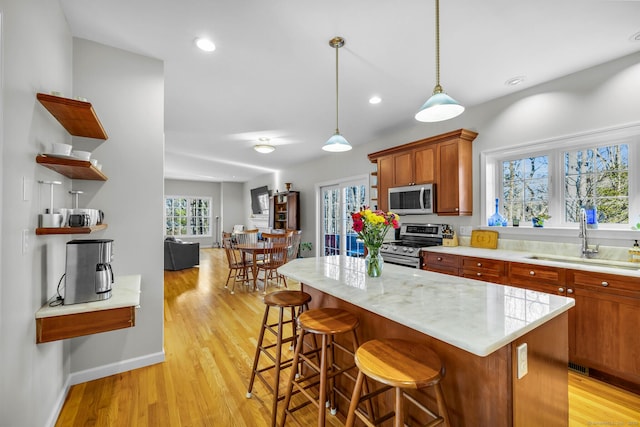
[269,191,300,231]
[461,257,506,284]
[568,269,640,391]
[368,129,477,215]
[422,252,460,275]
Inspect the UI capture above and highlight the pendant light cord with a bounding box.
[334,41,340,134]
[434,0,442,93]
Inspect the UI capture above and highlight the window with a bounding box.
[165,196,212,237]
[484,124,639,229]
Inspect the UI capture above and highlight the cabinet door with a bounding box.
[286,192,300,230]
[377,155,394,212]
[393,151,413,186]
[570,270,640,381]
[437,139,473,215]
[414,145,436,184]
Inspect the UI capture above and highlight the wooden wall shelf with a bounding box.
[36,155,107,180]
[36,224,108,235]
[37,93,108,139]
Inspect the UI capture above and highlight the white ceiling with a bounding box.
[59,0,640,183]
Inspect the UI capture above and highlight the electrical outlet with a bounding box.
[517,343,528,379]
[459,226,473,236]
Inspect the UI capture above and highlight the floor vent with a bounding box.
[568,362,588,375]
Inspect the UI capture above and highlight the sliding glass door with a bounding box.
[320,178,367,257]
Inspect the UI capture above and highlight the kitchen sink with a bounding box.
[526,255,640,271]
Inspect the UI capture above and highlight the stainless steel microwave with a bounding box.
[388,184,435,215]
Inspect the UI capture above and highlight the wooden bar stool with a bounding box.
[246,290,312,427]
[279,307,371,427]
[345,338,450,427]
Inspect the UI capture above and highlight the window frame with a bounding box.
[481,123,639,235]
[164,195,213,238]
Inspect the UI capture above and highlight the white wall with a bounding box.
[0,1,73,425]
[245,51,640,254]
[164,179,222,247]
[68,39,164,375]
[221,181,245,234]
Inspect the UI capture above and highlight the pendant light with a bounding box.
[322,36,352,152]
[415,0,464,122]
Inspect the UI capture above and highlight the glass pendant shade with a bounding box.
[322,132,352,152]
[415,90,465,122]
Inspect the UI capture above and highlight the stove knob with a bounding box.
[402,247,408,253]
[407,248,414,254]
[392,246,398,252]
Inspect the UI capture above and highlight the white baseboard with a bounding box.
[45,350,165,427]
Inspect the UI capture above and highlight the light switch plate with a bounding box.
[517,343,528,379]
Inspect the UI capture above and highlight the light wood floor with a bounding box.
[55,248,640,426]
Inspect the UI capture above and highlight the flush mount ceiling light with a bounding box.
[369,96,382,104]
[195,37,216,52]
[254,138,275,153]
[415,0,464,122]
[322,36,352,152]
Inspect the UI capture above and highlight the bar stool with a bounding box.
[246,290,312,427]
[345,338,450,427]
[279,307,370,427]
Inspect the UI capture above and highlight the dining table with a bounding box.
[235,242,290,291]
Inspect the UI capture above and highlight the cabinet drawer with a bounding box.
[508,262,565,287]
[462,257,505,273]
[570,269,640,297]
[423,252,460,275]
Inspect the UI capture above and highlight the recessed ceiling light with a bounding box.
[195,37,216,52]
[505,76,526,86]
[369,96,382,104]
[254,141,275,153]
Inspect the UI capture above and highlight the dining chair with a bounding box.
[256,231,293,293]
[222,237,251,294]
[287,230,302,261]
[235,229,259,245]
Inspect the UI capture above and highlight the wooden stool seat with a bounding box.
[355,339,443,389]
[247,290,311,427]
[297,307,359,335]
[346,339,450,427]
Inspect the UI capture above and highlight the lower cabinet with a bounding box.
[568,269,640,391]
[420,251,640,393]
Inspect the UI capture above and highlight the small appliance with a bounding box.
[64,239,114,305]
[380,223,447,268]
[388,184,435,215]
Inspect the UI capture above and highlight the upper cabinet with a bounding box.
[37,93,108,140]
[368,129,478,215]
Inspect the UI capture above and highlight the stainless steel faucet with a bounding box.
[579,207,599,258]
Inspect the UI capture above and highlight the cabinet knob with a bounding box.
[529,270,535,276]
[567,289,574,294]
[558,287,564,293]
[477,272,482,276]
[601,281,609,287]
[477,262,482,267]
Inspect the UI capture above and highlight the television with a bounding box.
[250,186,270,214]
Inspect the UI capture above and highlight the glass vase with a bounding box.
[365,246,384,277]
[488,198,506,226]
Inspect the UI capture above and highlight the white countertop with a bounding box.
[36,274,141,318]
[422,245,640,277]
[278,256,574,357]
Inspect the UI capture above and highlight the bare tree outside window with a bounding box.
[564,144,628,224]
[502,155,549,222]
[165,196,211,236]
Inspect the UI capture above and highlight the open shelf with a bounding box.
[36,155,107,180]
[36,224,108,236]
[37,93,108,139]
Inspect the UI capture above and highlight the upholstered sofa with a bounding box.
[164,237,200,270]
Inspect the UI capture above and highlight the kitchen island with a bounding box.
[278,256,575,426]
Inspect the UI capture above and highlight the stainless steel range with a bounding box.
[380,223,448,268]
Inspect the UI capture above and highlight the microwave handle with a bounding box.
[419,187,425,210]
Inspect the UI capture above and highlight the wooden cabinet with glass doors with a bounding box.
[269,191,300,231]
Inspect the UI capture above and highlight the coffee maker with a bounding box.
[64,239,114,305]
